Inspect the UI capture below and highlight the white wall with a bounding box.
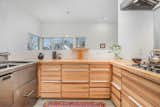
[41,22,118,49]
[154,8,160,49]
[0,0,40,53]
[118,0,154,59]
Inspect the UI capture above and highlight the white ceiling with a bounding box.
[13,0,118,23]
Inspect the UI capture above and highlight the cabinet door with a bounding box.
[62,64,89,82]
[111,93,121,107]
[90,88,110,98]
[90,64,111,82]
[121,93,138,107]
[13,79,37,107]
[122,71,160,107]
[41,65,61,81]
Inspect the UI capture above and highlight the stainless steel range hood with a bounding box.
[121,0,160,10]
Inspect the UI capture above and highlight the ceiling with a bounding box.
[13,0,118,23]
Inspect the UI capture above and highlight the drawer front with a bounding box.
[62,83,89,92]
[62,64,89,71]
[111,93,121,107]
[41,65,61,71]
[113,66,122,77]
[122,71,160,107]
[41,71,61,81]
[90,88,110,98]
[62,71,89,82]
[41,92,61,98]
[90,82,111,88]
[13,79,37,107]
[90,64,111,71]
[112,75,121,88]
[112,85,121,99]
[40,82,61,93]
[90,71,111,82]
[62,92,88,98]
[121,93,137,107]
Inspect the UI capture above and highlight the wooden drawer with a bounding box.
[113,66,122,77]
[90,82,111,88]
[111,93,121,107]
[41,92,61,98]
[90,64,111,71]
[62,71,89,82]
[122,71,160,107]
[112,75,121,88]
[40,82,61,93]
[41,71,61,81]
[62,92,88,98]
[90,71,111,82]
[41,65,61,71]
[112,85,121,99]
[62,64,89,71]
[121,92,140,107]
[90,88,110,98]
[62,83,89,92]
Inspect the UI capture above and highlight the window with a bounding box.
[27,33,40,50]
[76,37,86,48]
[42,37,74,50]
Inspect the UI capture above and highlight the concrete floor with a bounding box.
[34,99,115,107]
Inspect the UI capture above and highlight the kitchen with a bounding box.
[0,0,160,107]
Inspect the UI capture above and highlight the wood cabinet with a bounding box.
[90,64,111,98]
[38,64,61,98]
[122,71,160,107]
[38,62,111,99]
[111,66,122,107]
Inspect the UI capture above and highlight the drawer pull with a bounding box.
[112,82,121,90]
[42,80,61,83]
[63,69,88,72]
[128,96,142,107]
[90,69,110,71]
[90,81,110,83]
[43,69,60,71]
[24,90,35,97]
[62,81,88,83]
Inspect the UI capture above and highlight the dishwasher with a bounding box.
[0,73,14,107]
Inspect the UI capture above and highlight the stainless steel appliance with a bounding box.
[0,73,14,107]
[0,61,37,107]
[121,0,160,10]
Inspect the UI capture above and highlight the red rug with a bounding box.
[43,101,106,107]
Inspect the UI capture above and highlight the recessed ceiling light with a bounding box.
[65,9,71,15]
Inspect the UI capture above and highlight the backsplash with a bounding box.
[9,49,114,61]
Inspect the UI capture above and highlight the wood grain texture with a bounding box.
[122,71,160,107]
[90,88,110,98]
[111,93,121,107]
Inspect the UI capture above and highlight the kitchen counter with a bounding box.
[112,60,160,84]
[0,61,36,76]
[38,59,160,84]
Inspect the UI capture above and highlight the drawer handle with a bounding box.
[90,69,110,71]
[128,96,142,107]
[63,69,88,72]
[112,82,121,90]
[24,90,35,97]
[90,81,110,82]
[42,81,61,83]
[62,81,89,83]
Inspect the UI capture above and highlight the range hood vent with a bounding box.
[121,0,160,10]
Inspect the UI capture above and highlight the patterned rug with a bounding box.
[43,101,106,107]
